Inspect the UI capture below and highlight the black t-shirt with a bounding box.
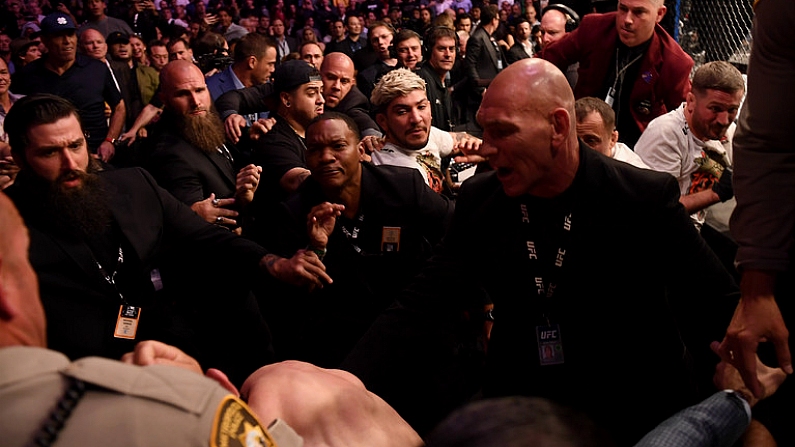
[15,54,123,151]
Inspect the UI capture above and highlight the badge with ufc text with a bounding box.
[536,324,564,366]
[114,305,141,339]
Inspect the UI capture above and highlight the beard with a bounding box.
[176,106,227,153]
[22,158,112,238]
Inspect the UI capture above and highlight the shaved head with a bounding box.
[321,52,355,77]
[477,58,579,198]
[540,9,568,48]
[160,59,203,91]
[320,52,356,108]
[79,28,107,60]
[79,28,103,44]
[482,58,575,127]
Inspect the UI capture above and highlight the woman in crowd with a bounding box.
[0,57,22,189]
[130,34,149,66]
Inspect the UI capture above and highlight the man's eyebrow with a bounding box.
[35,137,85,151]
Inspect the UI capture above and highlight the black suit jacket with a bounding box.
[332,85,380,136]
[5,168,270,375]
[465,27,505,95]
[145,119,237,204]
[275,35,300,62]
[142,122,274,386]
[506,41,532,65]
[342,144,740,441]
[259,163,454,367]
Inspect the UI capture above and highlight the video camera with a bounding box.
[197,47,234,73]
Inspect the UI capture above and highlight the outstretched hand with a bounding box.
[716,269,792,398]
[710,341,788,407]
[307,202,345,249]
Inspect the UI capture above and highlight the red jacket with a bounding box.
[541,12,693,134]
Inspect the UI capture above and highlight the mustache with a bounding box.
[56,169,89,185]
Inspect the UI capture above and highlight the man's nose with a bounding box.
[479,138,498,159]
[60,149,79,171]
[189,92,202,108]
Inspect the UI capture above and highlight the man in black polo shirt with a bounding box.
[15,12,125,163]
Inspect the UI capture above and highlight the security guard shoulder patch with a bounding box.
[210,395,277,447]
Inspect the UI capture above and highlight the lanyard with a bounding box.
[605,49,643,108]
[340,212,364,254]
[95,246,126,304]
[218,144,234,163]
[519,202,573,321]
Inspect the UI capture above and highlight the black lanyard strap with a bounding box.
[519,202,574,302]
[95,246,126,304]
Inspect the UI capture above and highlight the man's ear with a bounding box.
[655,5,667,24]
[685,91,696,112]
[610,129,619,148]
[356,139,366,158]
[247,55,257,70]
[280,91,291,108]
[375,112,387,134]
[550,108,571,150]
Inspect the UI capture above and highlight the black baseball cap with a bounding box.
[272,60,322,94]
[106,31,130,45]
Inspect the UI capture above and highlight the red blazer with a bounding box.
[541,12,693,133]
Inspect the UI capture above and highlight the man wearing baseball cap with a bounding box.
[248,60,325,214]
[13,11,126,163]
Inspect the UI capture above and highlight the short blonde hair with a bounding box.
[370,68,427,113]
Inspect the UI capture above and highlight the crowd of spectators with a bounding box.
[1,0,793,446]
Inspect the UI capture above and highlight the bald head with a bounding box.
[321,52,355,77]
[160,59,202,90]
[484,58,575,125]
[477,59,579,198]
[320,52,356,108]
[0,193,47,348]
[242,360,422,446]
[159,60,213,116]
[79,28,107,61]
[80,28,103,45]
[540,9,567,48]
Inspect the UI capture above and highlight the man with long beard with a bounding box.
[146,60,261,232]
[144,60,282,386]
[3,93,331,387]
